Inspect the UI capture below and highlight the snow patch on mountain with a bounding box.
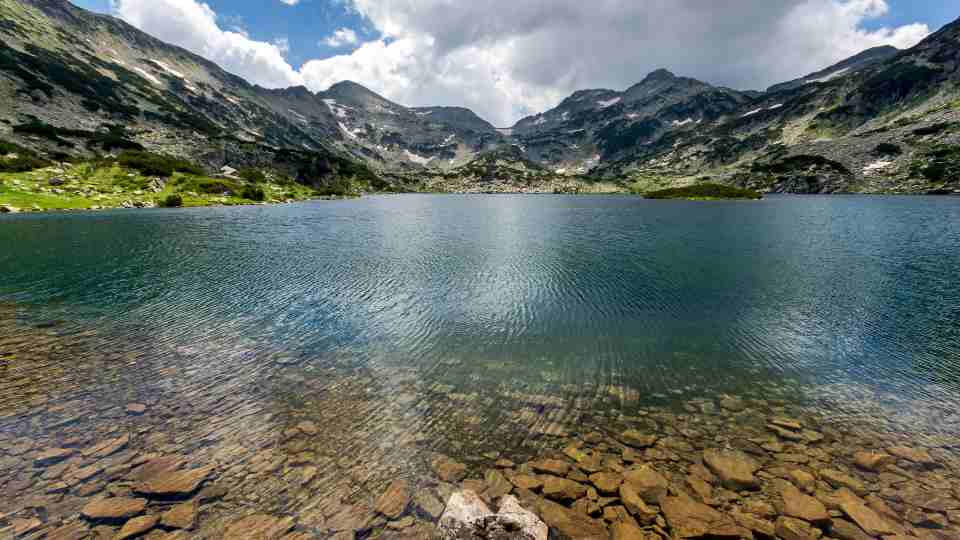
[863,160,894,174]
[337,121,358,139]
[323,99,353,120]
[809,67,849,84]
[288,109,308,124]
[134,67,161,85]
[597,97,622,108]
[742,108,763,117]
[404,149,434,165]
[150,60,184,79]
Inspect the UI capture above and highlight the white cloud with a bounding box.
[112,0,303,88]
[112,0,931,125]
[321,27,359,48]
[273,37,290,55]
[279,0,300,5]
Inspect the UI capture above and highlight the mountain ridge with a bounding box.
[766,45,901,94]
[1,0,959,195]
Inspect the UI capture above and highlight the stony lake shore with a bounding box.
[1,308,959,540]
[2,387,958,540]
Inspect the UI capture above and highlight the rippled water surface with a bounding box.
[2,194,960,536]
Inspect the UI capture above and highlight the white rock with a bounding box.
[439,491,547,540]
[440,491,491,534]
[497,496,548,540]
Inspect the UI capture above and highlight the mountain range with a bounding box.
[1,0,959,194]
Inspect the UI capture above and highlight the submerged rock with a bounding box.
[528,496,607,540]
[224,514,295,539]
[853,451,892,471]
[775,516,822,540]
[81,434,129,459]
[619,484,658,524]
[836,490,897,536]
[433,456,468,482]
[34,447,75,467]
[134,466,213,498]
[888,445,937,467]
[620,430,658,448]
[529,458,570,476]
[778,482,829,524]
[161,501,197,530]
[610,521,647,540]
[589,471,623,495]
[541,476,588,502]
[115,514,159,540]
[819,469,866,495]
[703,449,761,491]
[125,403,147,415]
[622,464,669,504]
[11,518,43,537]
[661,494,750,539]
[376,479,412,519]
[80,497,147,523]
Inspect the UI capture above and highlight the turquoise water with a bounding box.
[2,194,960,443]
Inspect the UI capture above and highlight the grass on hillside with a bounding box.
[0,160,319,212]
[643,183,763,200]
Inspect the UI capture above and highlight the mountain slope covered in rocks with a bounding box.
[575,23,960,195]
[0,0,501,189]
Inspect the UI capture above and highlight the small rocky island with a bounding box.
[644,184,763,200]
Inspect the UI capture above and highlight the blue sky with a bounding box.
[862,1,955,32]
[67,0,957,125]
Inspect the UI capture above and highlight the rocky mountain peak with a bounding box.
[321,80,398,113]
[642,68,677,82]
[411,106,499,134]
[270,85,314,99]
[326,80,381,98]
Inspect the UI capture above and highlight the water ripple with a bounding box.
[0,194,959,451]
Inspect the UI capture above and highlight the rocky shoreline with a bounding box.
[0,196,351,215]
[1,387,957,539]
[0,308,958,540]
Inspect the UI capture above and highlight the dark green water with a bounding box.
[2,194,960,443]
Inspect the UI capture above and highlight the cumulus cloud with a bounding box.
[321,27,359,48]
[273,37,290,55]
[279,0,300,5]
[112,0,303,88]
[112,0,931,125]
